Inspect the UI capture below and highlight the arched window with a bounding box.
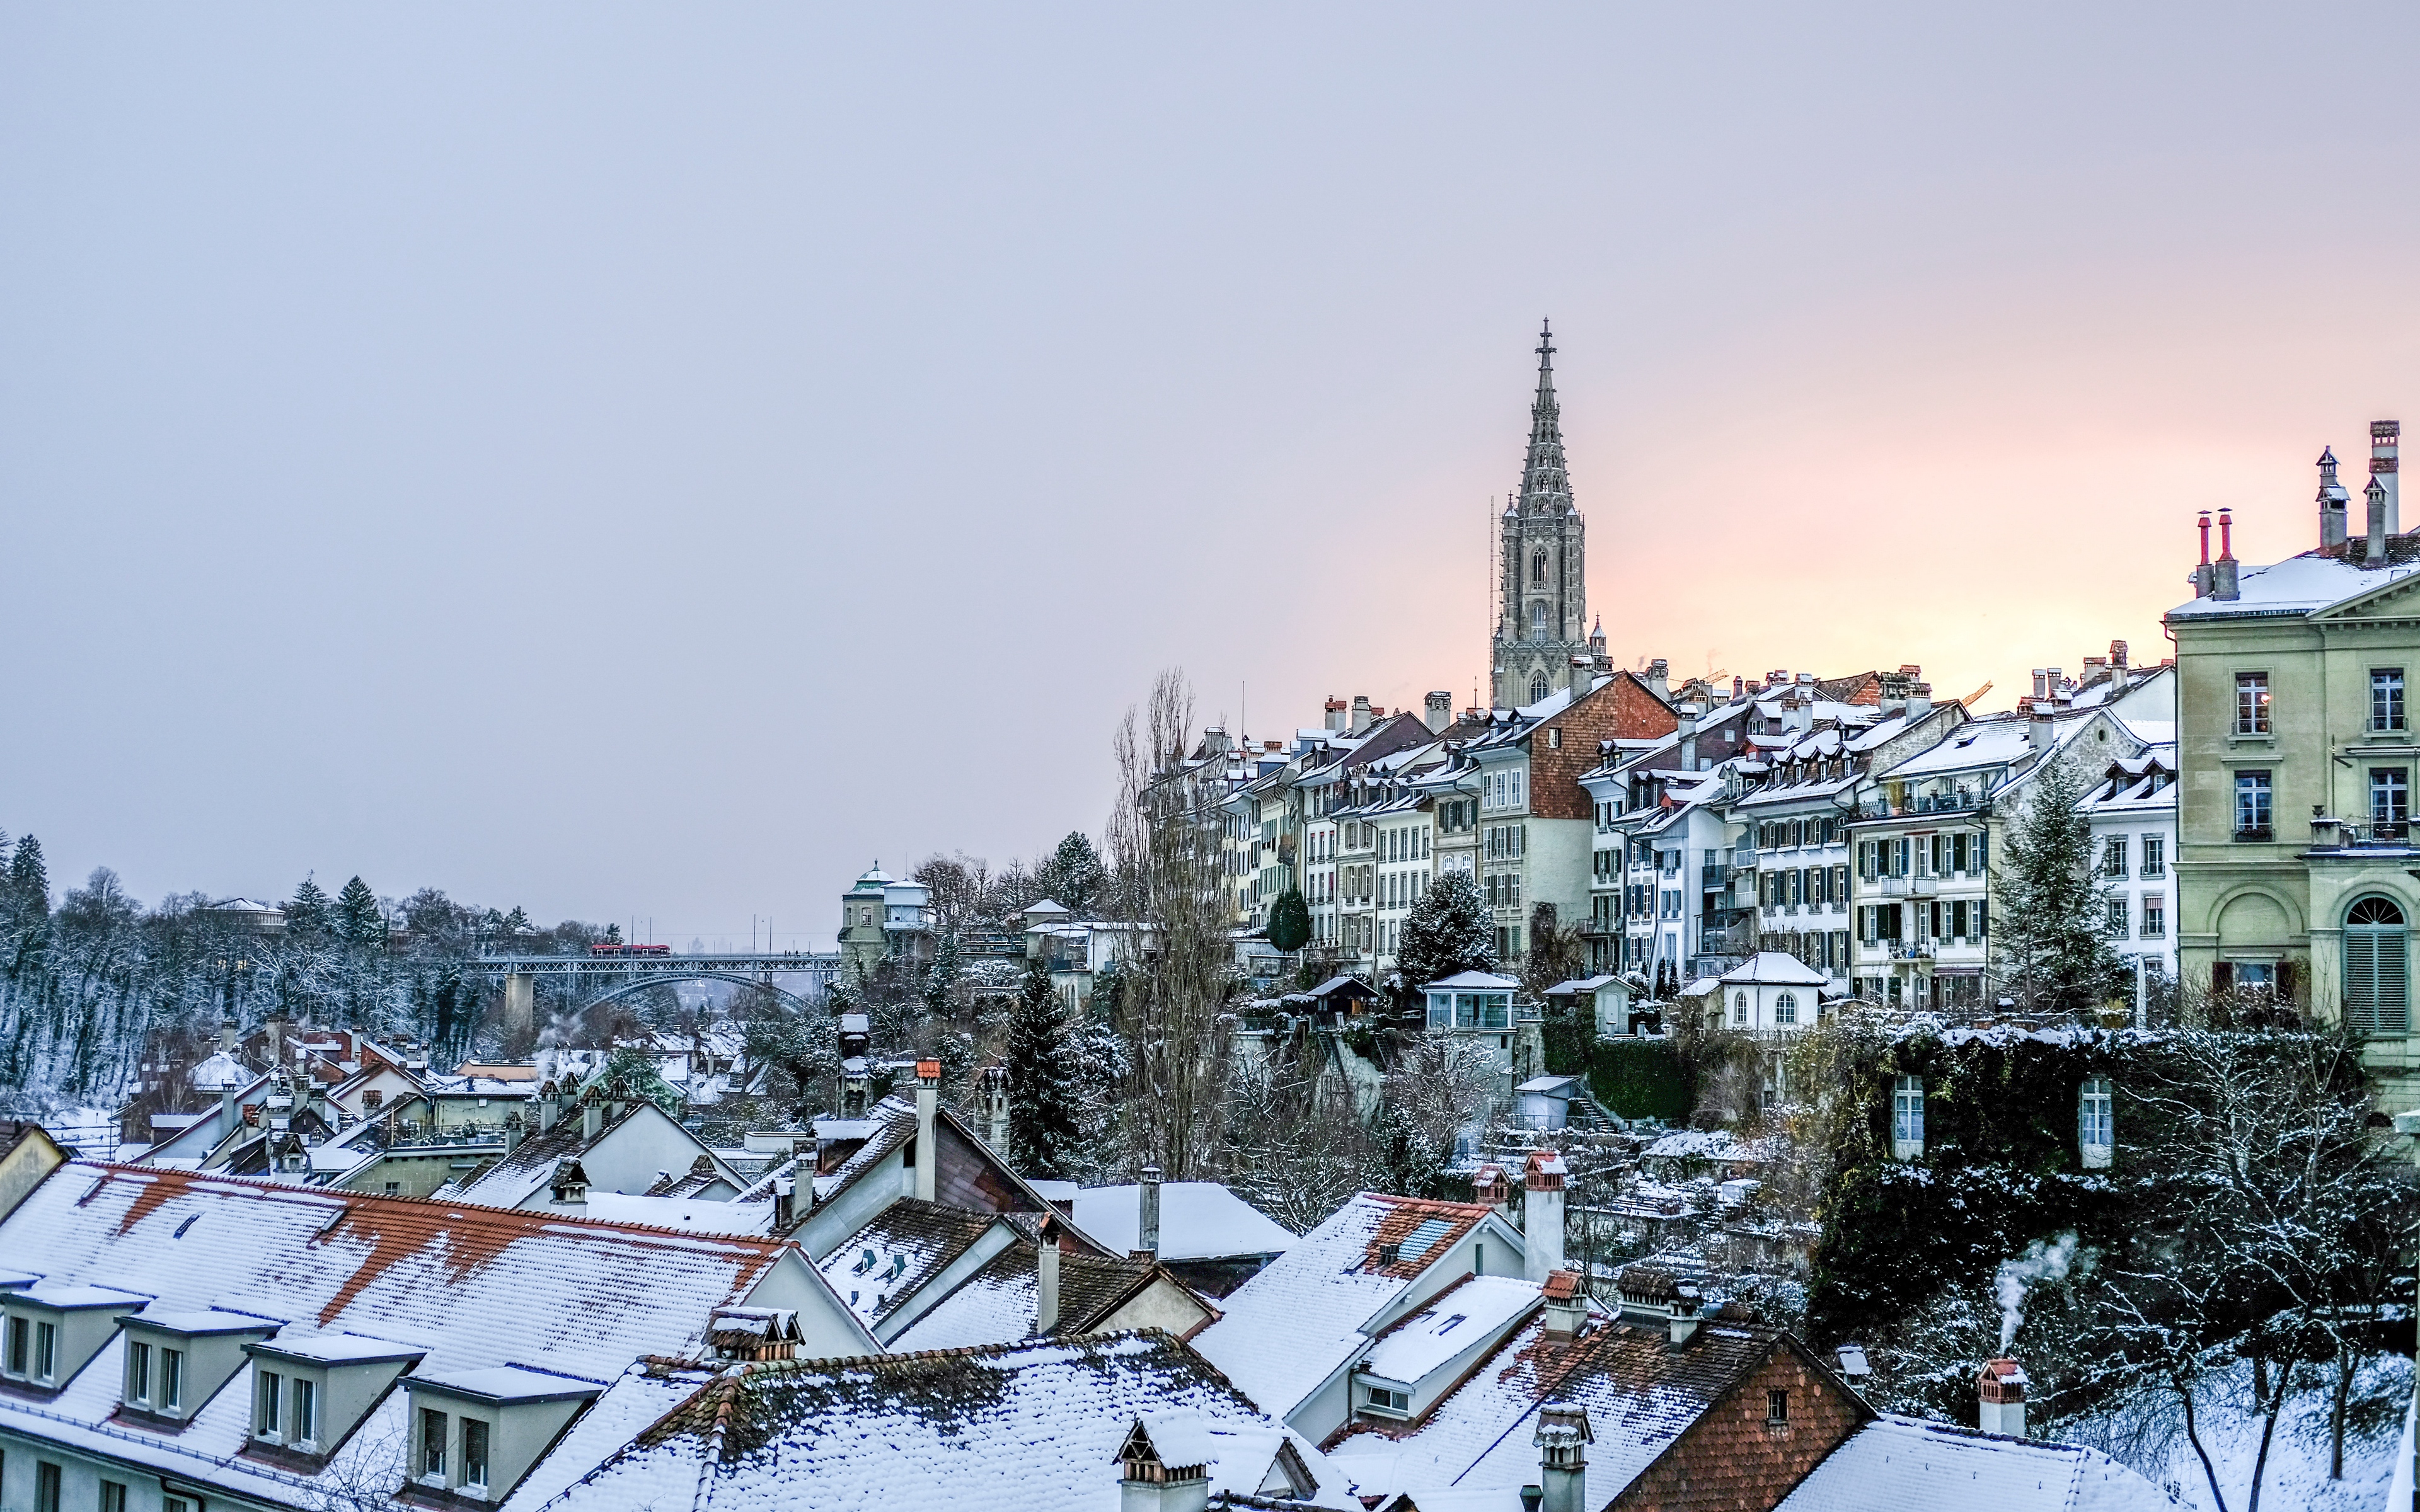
[1530,674,1550,704]
[1775,991,1797,1026]
[1531,549,1548,585]
[2078,1075,2114,1168]
[1530,601,1548,639]
[1733,992,1749,1025]
[1891,1075,1925,1159]
[2346,895,2409,1031]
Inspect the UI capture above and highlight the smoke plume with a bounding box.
[1995,1231,2081,1351]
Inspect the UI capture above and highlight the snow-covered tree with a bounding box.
[1035,831,1108,917]
[285,874,332,937]
[1519,901,1587,997]
[1005,958,1080,1177]
[1994,757,2126,1016]
[7,835,48,919]
[1398,870,1495,992]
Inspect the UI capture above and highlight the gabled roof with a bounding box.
[1419,971,1519,992]
[1189,1194,1509,1421]
[1328,1312,1857,1505]
[1719,952,1830,987]
[527,1332,1360,1512]
[2169,537,2420,622]
[447,1097,729,1210]
[1777,1414,2172,1511]
[817,1198,1011,1329]
[887,1242,1203,1353]
[1072,1183,1296,1263]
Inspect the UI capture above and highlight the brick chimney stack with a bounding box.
[1979,1357,2028,1436]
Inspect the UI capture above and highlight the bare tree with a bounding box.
[1105,669,1236,1179]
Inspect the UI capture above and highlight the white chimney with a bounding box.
[1351,696,1373,736]
[1535,1404,1590,1512]
[219,1017,239,1053]
[581,1099,604,1140]
[982,1066,1010,1152]
[2368,476,2390,563]
[1325,697,1349,733]
[1522,1150,1567,1281]
[1644,659,1670,701]
[1426,691,1453,735]
[2027,710,2055,754]
[536,1081,560,1131]
[913,1059,940,1201]
[1138,1166,1161,1258]
[1035,1220,1063,1334]
[1668,1286,1702,1347]
[1979,1357,2028,1436]
[2375,420,2400,537]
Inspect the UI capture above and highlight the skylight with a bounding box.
[1395,1217,1455,1264]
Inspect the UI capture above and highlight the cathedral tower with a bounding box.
[1491,321,1593,709]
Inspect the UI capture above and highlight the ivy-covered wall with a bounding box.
[1802,1024,2162,1348]
[1586,1038,1695,1122]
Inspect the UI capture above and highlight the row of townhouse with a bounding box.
[1172,643,2181,1020]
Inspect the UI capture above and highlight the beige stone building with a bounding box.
[2168,423,2420,1106]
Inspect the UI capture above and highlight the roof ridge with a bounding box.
[67,1160,797,1254]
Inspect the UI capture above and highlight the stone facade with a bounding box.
[1492,321,1607,710]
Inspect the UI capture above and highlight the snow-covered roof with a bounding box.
[1775,1414,2173,1511]
[1514,1075,1581,1096]
[188,1051,250,1091]
[1071,1183,1295,1263]
[1642,1129,1763,1164]
[1189,1193,1503,1421]
[885,1242,1177,1354]
[1359,1276,1541,1385]
[1544,975,1620,995]
[579,1193,772,1237]
[1419,971,1520,992]
[1718,952,1830,987]
[528,1333,1360,1512]
[815,1199,1009,1329]
[2167,546,2420,621]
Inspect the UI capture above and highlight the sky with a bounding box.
[4,4,2417,942]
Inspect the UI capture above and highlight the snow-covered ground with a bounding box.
[2067,1354,2410,1512]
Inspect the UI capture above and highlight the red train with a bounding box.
[589,942,672,956]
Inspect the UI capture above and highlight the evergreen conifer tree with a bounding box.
[1995,755,2126,1016]
[926,931,962,1016]
[1035,831,1107,915]
[335,876,384,944]
[1398,871,1497,990]
[1267,888,1311,953]
[7,835,47,917]
[286,874,332,936]
[1005,958,1081,1177]
[500,905,533,936]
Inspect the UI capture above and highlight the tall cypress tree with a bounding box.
[1267,888,1311,953]
[1005,958,1080,1177]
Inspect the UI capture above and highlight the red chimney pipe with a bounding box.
[2218,508,2234,559]
[2198,511,2212,564]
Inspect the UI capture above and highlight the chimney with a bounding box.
[771,1175,796,1233]
[1668,1286,1703,1347]
[1351,696,1373,736]
[1522,1150,1567,1281]
[2319,446,2351,549]
[550,1158,588,1211]
[582,1096,604,1141]
[2368,476,2390,564]
[265,1013,287,1060]
[2027,709,2055,753]
[1644,659,1670,701]
[1535,1404,1591,1512]
[1569,656,1594,697]
[913,1059,940,1201]
[2194,511,2215,597]
[1115,1422,1210,1512]
[1979,1357,2028,1437]
[502,1114,524,1153]
[536,1080,560,1132]
[982,1066,1010,1152]
[1138,1165,1162,1258]
[1425,691,1453,735]
[2375,420,2400,536]
[218,1017,239,1053]
[1472,1162,1510,1219]
[2208,510,2238,599]
[1035,1218,1063,1334]
[1325,697,1349,733]
[1541,1271,1587,1341]
[1907,682,1933,721]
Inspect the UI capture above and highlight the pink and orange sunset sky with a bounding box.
[4,4,2417,934]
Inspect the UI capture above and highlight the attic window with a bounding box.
[1395,1217,1455,1264]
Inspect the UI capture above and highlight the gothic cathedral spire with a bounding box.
[1492,321,1594,710]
